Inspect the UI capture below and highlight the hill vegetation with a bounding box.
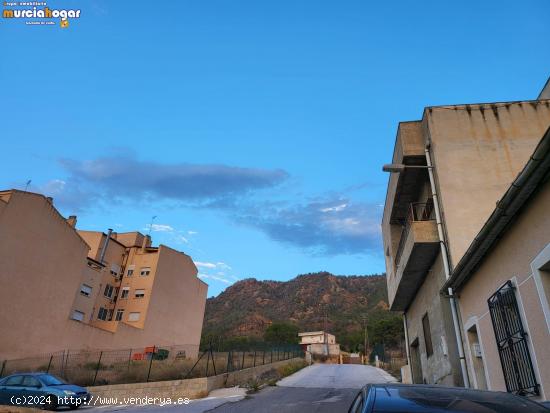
[201,272,404,352]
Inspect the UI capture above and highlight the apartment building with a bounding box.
[382,81,550,387]
[0,189,208,360]
[444,128,550,400]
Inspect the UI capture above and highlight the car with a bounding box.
[0,372,91,410]
[349,383,550,413]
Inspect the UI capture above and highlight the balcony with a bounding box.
[384,121,427,226]
[389,202,439,311]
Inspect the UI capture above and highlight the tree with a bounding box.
[369,316,404,347]
[264,322,299,344]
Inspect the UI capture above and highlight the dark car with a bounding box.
[0,373,91,410]
[349,383,550,413]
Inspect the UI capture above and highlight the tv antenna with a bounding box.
[148,215,157,236]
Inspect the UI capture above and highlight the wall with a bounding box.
[457,181,550,401]
[88,357,303,400]
[0,191,91,359]
[427,101,550,266]
[404,253,461,386]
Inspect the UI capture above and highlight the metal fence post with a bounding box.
[262,351,265,365]
[92,352,103,386]
[0,360,6,378]
[253,351,256,367]
[127,349,132,371]
[205,348,210,377]
[46,355,53,373]
[146,346,155,382]
[210,347,217,376]
[271,350,273,364]
[241,351,245,370]
[226,351,231,373]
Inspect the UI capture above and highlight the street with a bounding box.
[210,364,396,412]
[82,364,396,413]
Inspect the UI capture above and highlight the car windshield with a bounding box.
[38,374,66,386]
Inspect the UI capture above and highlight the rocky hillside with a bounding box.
[202,272,401,350]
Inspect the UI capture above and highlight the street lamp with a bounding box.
[382,163,432,173]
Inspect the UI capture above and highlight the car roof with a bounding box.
[367,384,549,413]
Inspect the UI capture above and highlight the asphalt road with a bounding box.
[80,364,396,413]
[209,364,396,413]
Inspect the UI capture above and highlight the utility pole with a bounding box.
[362,315,369,362]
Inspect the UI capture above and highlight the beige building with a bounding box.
[382,80,550,387]
[444,128,550,400]
[0,190,208,360]
[298,331,340,356]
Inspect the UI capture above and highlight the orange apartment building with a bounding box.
[0,189,208,360]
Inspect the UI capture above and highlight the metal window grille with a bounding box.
[487,280,539,396]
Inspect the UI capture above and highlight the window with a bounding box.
[4,375,24,386]
[140,267,151,276]
[115,309,124,321]
[488,281,539,396]
[135,289,145,298]
[120,287,129,299]
[128,312,140,322]
[71,310,85,322]
[126,265,135,276]
[80,284,92,297]
[108,309,114,321]
[422,313,434,357]
[104,284,114,298]
[22,376,41,388]
[97,307,108,321]
[110,263,121,277]
[127,269,134,276]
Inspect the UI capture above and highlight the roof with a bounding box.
[298,331,330,336]
[538,76,550,100]
[443,127,550,292]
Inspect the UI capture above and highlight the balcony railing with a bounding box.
[394,201,435,267]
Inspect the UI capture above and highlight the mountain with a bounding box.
[202,272,402,351]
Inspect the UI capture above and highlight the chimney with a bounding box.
[141,234,151,252]
[46,197,53,204]
[99,228,113,263]
[66,215,77,228]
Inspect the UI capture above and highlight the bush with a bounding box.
[276,360,307,378]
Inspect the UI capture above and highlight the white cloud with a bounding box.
[197,273,231,284]
[151,224,174,232]
[194,261,217,269]
[187,230,198,235]
[210,275,231,284]
[216,262,232,270]
[320,203,348,213]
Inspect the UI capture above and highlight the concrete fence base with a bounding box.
[88,357,303,401]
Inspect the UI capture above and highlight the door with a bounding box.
[0,375,25,405]
[488,281,539,396]
[409,338,423,384]
[21,375,44,407]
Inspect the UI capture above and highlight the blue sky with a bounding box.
[1,0,549,296]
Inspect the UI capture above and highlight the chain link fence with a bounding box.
[0,344,303,387]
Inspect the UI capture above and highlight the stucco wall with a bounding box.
[457,181,550,401]
[405,253,461,386]
[427,101,550,266]
[0,192,91,359]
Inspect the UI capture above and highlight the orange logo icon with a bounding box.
[60,18,69,28]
